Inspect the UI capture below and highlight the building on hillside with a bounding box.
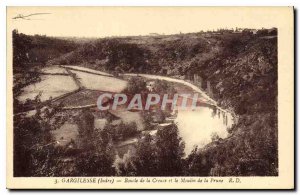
[146,80,155,91]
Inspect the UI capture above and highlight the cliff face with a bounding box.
[47,29,278,176]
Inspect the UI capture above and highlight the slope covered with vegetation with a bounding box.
[13,28,278,176]
[49,29,277,176]
[13,30,78,72]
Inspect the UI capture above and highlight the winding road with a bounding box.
[123,73,234,116]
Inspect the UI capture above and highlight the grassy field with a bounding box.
[18,74,79,102]
[69,69,127,92]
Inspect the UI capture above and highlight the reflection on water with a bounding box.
[175,107,234,154]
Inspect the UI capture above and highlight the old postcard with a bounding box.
[6,6,294,189]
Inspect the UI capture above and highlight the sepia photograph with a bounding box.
[6,6,294,189]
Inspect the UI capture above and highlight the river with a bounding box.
[124,73,234,154]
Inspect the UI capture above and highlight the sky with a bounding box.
[7,7,283,38]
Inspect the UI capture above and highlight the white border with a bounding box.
[1,0,298,194]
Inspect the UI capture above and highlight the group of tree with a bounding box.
[103,121,138,142]
[13,29,78,72]
[114,123,185,176]
[14,100,67,176]
[182,30,278,176]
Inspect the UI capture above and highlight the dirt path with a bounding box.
[64,67,85,89]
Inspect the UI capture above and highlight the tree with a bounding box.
[75,109,95,137]
[184,147,212,176]
[13,102,67,176]
[13,29,33,70]
[155,124,185,176]
[153,79,176,95]
[74,129,115,176]
[141,111,153,130]
[115,124,186,176]
[103,121,138,142]
[134,134,158,176]
[123,77,147,95]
